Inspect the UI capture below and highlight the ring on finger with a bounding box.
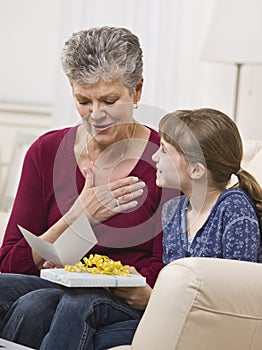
[116,198,120,207]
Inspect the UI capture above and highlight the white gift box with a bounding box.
[40,268,146,288]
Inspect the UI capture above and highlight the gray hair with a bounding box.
[61,26,143,94]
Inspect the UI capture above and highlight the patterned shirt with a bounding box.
[162,188,261,264]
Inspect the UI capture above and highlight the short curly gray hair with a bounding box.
[61,26,143,94]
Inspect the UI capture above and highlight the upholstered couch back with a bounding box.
[109,257,262,350]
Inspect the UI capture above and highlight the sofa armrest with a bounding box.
[0,211,10,245]
[109,258,262,350]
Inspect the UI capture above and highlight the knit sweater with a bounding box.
[0,125,174,287]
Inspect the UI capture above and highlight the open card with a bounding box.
[18,213,97,266]
[0,338,34,349]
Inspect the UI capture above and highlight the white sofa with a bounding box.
[238,140,262,185]
[109,257,262,350]
[0,211,9,244]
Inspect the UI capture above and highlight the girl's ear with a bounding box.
[189,162,206,180]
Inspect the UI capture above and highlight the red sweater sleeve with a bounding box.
[137,185,176,287]
[0,139,47,274]
[0,128,68,274]
[138,218,164,288]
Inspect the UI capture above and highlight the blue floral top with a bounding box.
[162,188,261,264]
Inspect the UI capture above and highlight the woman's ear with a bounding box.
[133,78,144,102]
[189,162,206,180]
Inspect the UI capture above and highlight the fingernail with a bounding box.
[131,201,138,207]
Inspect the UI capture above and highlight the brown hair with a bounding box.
[159,108,262,233]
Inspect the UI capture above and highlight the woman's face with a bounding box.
[72,79,141,145]
[152,138,191,189]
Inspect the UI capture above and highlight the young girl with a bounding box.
[152,108,262,264]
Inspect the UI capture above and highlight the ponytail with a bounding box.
[233,168,262,236]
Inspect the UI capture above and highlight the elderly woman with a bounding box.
[0,27,174,349]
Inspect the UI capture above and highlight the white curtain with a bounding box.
[51,0,262,140]
[52,0,187,128]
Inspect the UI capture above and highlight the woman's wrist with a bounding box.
[67,200,99,226]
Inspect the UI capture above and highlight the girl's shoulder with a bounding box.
[162,195,187,222]
[163,195,187,208]
[216,188,255,209]
[213,188,258,221]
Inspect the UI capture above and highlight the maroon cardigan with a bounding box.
[0,125,175,287]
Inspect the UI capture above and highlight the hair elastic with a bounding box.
[235,168,243,176]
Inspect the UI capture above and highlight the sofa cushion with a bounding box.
[0,211,10,245]
[228,140,262,187]
[245,148,262,186]
[123,258,262,350]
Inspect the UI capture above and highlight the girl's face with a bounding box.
[152,137,191,189]
[72,79,142,145]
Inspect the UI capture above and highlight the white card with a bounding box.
[18,213,97,266]
[0,338,34,349]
